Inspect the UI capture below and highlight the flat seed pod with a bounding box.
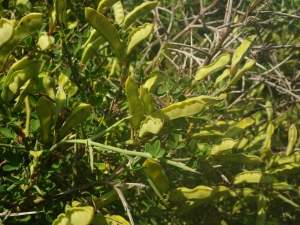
[82,29,101,49]
[223,117,255,139]
[143,71,168,94]
[232,195,259,213]
[271,152,300,167]
[169,185,213,202]
[266,182,294,191]
[226,59,256,88]
[91,214,130,225]
[143,159,169,193]
[52,204,94,225]
[36,96,55,143]
[97,0,119,12]
[286,124,298,156]
[191,129,224,141]
[2,56,29,96]
[0,18,15,48]
[123,1,158,28]
[210,138,248,155]
[2,60,45,103]
[125,75,144,128]
[151,97,206,122]
[37,32,55,50]
[94,186,131,209]
[214,153,262,166]
[58,103,91,139]
[139,87,154,115]
[195,54,231,81]
[231,35,257,75]
[256,193,267,225]
[126,23,154,55]
[0,13,43,70]
[13,77,38,112]
[214,68,230,88]
[112,1,124,24]
[234,171,276,185]
[266,162,300,175]
[139,116,163,137]
[42,73,56,100]
[85,7,126,60]
[81,36,105,64]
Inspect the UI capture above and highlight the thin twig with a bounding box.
[0,211,44,218]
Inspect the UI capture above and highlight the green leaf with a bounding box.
[3,164,19,171]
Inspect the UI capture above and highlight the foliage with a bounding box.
[0,0,300,224]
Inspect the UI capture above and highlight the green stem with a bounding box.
[64,139,200,174]
[90,116,131,141]
[0,143,25,149]
[24,96,31,137]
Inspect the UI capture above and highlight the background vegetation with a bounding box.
[0,0,300,224]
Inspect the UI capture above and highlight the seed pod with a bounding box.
[85,7,126,61]
[125,75,144,128]
[112,1,124,24]
[36,96,56,143]
[234,171,276,185]
[127,23,154,55]
[0,13,43,70]
[1,60,45,103]
[169,185,213,202]
[195,54,231,81]
[42,74,56,100]
[58,103,91,139]
[0,18,15,48]
[123,1,158,28]
[286,124,298,156]
[231,35,257,75]
[92,214,130,225]
[256,193,267,225]
[143,159,169,193]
